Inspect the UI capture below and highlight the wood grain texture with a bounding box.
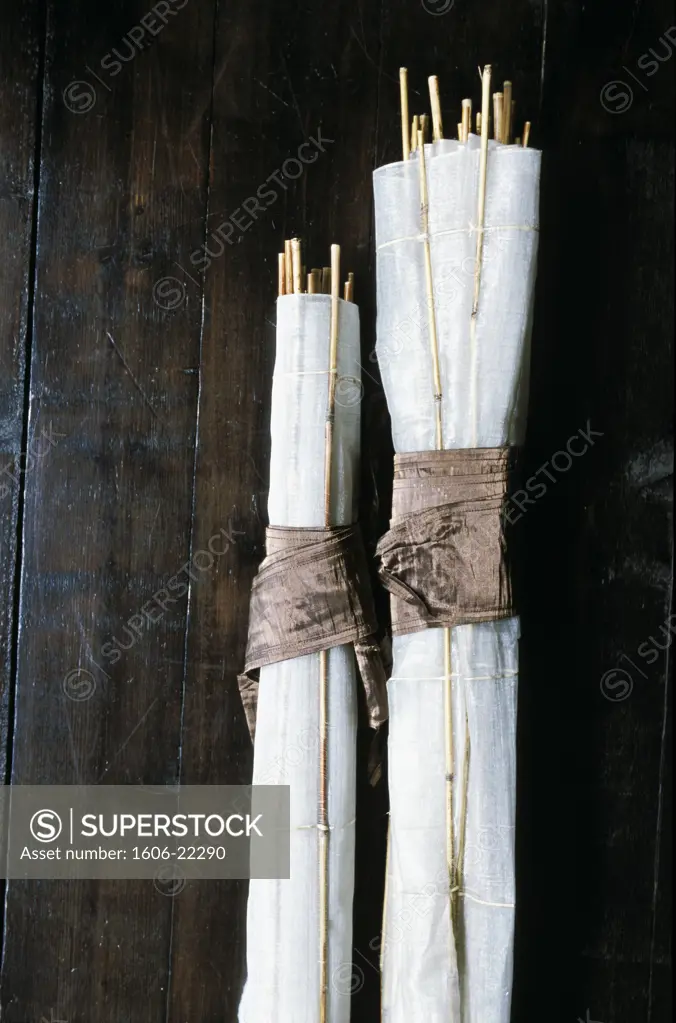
[0,0,672,1020]
[0,0,42,784]
[0,0,216,1018]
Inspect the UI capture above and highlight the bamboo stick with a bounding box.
[457,122,463,141]
[417,130,442,449]
[476,110,482,135]
[284,239,293,295]
[462,99,472,143]
[420,113,429,144]
[428,74,444,141]
[456,712,471,898]
[454,65,493,926]
[318,633,329,1023]
[278,253,286,296]
[443,623,454,911]
[503,81,512,143]
[308,271,318,294]
[344,272,354,302]
[411,114,419,154]
[472,68,491,375]
[400,67,410,160]
[418,124,456,942]
[318,243,341,1023]
[327,246,341,463]
[291,238,302,294]
[522,121,531,147]
[493,91,503,143]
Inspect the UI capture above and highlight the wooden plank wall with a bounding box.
[0,0,672,1021]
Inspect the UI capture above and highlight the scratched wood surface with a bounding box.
[0,0,672,1021]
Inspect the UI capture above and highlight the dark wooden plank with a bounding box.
[0,0,42,782]
[513,1,674,1021]
[0,1,216,1019]
[0,0,671,1019]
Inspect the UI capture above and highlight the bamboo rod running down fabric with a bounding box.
[456,712,471,897]
[326,244,341,483]
[318,244,341,1023]
[417,128,457,940]
[318,637,329,1023]
[416,131,442,449]
[452,62,493,926]
[474,68,492,321]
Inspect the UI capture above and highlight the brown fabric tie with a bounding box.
[238,523,388,741]
[376,447,516,636]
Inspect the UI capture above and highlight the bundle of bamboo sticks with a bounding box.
[278,237,354,302]
[376,61,538,1022]
[400,67,532,157]
[275,237,356,1023]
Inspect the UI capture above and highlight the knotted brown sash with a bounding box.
[238,524,388,741]
[376,447,516,635]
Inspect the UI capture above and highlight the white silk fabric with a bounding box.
[374,137,541,1023]
[239,295,361,1023]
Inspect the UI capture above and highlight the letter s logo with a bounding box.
[30,809,63,843]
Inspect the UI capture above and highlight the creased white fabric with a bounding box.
[239,295,361,1023]
[375,138,540,1023]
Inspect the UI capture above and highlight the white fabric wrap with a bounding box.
[374,138,541,1023]
[239,294,361,1023]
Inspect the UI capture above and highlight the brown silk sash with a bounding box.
[238,524,388,741]
[376,447,516,636]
